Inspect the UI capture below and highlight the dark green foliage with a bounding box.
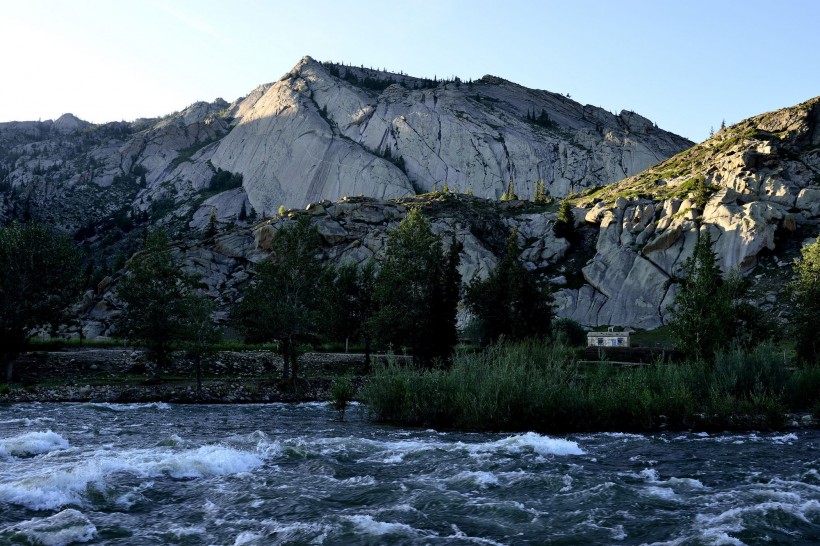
[180,294,221,397]
[233,217,331,383]
[690,175,712,209]
[0,222,82,382]
[552,318,587,347]
[330,375,355,420]
[370,209,459,366]
[500,178,518,201]
[526,108,555,129]
[208,168,244,193]
[114,230,212,379]
[465,230,554,345]
[205,208,218,239]
[668,232,770,360]
[328,261,377,367]
[364,340,801,432]
[237,201,248,221]
[554,198,575,237]
[532,179,549,205]
[789,237,820,363]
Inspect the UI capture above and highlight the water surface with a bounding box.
[1,403,818,545]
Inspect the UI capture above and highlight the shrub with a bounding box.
[330,375,356,421]
[208,168,243,192]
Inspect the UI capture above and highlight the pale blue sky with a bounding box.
[1,0,817,142]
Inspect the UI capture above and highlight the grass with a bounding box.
[363,341,818,432]
[630,326,675,347]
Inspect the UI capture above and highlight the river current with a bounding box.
[0,403,818,545]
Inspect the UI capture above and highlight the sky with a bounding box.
[1,0,818,142]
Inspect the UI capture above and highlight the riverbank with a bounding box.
[0,347,369,404]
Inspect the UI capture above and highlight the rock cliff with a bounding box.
[559,96,820,328]
[0,56,690,247]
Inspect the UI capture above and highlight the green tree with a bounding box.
[205,208,217,239]
[114,230,200,380]
[180,294,221,398]
[554,198,575,237]
[371,209,459,366]
[328,260,377,369]
[790,237,820,363]
[668,231,770,360]
[501,177,518,201]
[233,217,330,384]
[464,229,554,344]
[533,179,548,205]
[0,222,82,382]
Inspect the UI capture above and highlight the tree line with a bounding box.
[2,215,819,387]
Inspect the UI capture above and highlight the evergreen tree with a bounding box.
[233,217,330,384]
[789,237,820,363]
[114,230,205,380]
[501,177,518,201]
[328,260,377,369]
[464,229,554,344]
[533,179,548,205]
[205,208,217,238]
[554,198,575,238]
[0,222,82,382]
[238,201,248,221]
[371,209,458,366]
[180,294,221,398]
[668,231,770,360]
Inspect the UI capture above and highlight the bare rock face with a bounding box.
[210,56,691,213]
[560,96,820,328]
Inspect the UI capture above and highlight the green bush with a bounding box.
[364,340,799,432]
[330,375,356,421]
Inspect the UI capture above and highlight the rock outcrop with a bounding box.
[559,96,820,328]
[210,57,691,215]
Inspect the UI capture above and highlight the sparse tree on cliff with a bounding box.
[0,222,82,383]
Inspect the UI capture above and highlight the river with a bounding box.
[1,403,818,545]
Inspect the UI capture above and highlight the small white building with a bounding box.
[587,328,631,348]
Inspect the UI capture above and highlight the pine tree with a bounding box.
[233,217,330,385]
[205,208,217,238]
[370,209,458,366]
[789,237,820,363]
[238,201,247,221]
[114,231,204,381]
[1,223,82,382]
[465,229,553,344]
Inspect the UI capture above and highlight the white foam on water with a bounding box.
[5,508,96,546]
[451,470,500,488]
[338,475,377,486]
[0,430,69,457]
[345,514,417,536]
[84,402,171,411]
[0,417,56,427]
[644,486,678,500]
[447,524,506,546]
[233,531,263,545]
[770,433,798,444]
[0,444,263,510]
[464,432,584,457]
[694,498,820,542]
[150,445,263,478]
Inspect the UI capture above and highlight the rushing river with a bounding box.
[0,403,818,545]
